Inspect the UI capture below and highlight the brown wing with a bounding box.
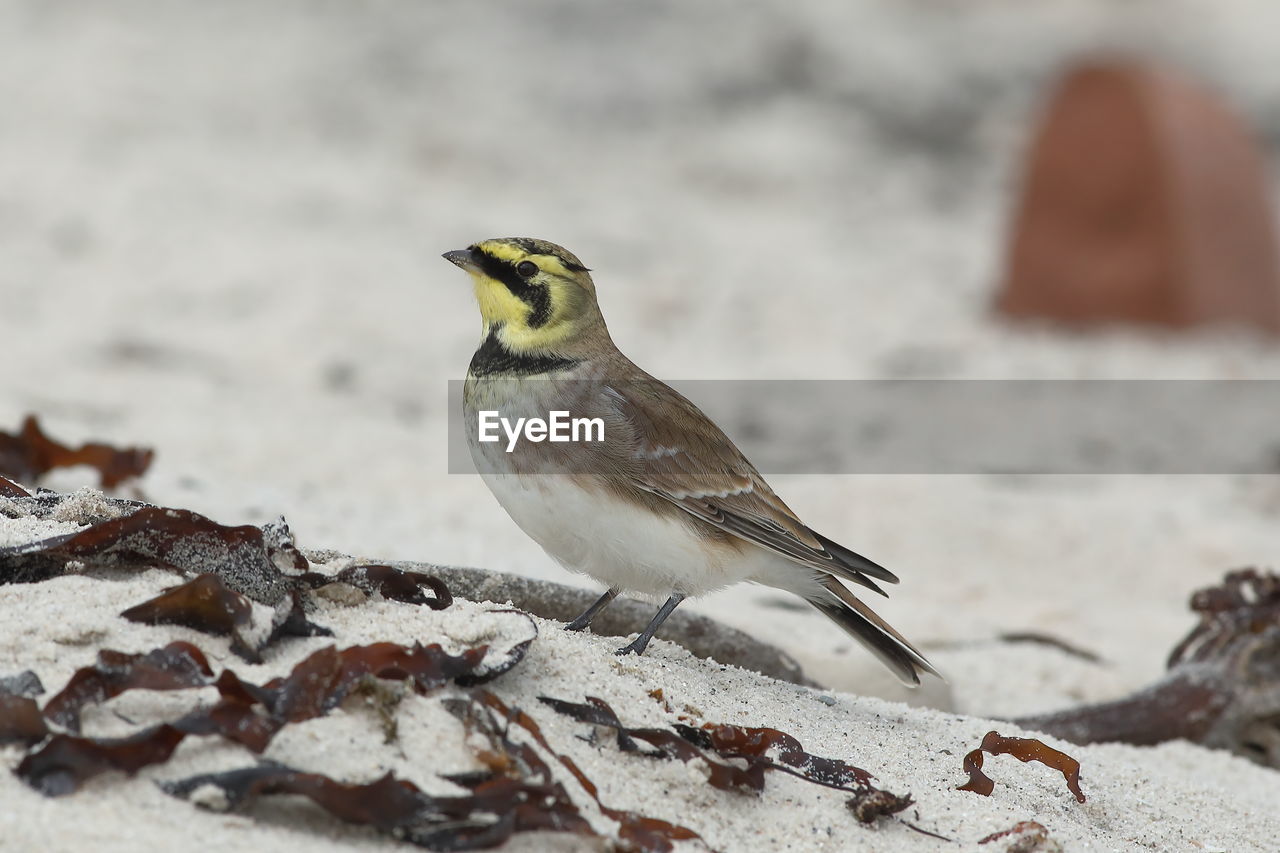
[605,375,897,592]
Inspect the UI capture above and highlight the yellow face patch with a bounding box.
[461,239,595,352]
[470,272,530,330]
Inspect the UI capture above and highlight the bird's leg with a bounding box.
[615,593,686,656]
[564,588,619,632]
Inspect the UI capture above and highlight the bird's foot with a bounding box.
[612,593,685,657]
[564,588,618,633]
[613,637,648,656]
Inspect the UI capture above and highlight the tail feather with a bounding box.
[812,531,899,586]
[810,577,939,686]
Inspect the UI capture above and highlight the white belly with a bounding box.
[478,472,761,598]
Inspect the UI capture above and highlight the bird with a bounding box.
[445,237,938,685]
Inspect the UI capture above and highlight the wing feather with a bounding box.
[607,376,897,593]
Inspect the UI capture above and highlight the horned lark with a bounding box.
[445,237,937,685]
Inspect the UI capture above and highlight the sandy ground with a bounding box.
[2,0,1279,850]
[2,557,1279,853]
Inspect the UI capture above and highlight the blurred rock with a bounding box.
[996,60,1280,335]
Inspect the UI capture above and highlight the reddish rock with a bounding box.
[995,61,1280,335]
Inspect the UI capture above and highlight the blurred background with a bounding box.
[2,0,1278,707]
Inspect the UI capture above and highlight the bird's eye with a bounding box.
[516,260,538,278]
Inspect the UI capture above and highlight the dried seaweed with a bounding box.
[0,694,48,745]
[957,731,1085,803]
[677,718,876,792]
[164,764,444,832]
[17,633,533,796]
[0,474,31,498]
[164,758,598,852]
[470,691,703,852]
[19,725,187,796]
[174,673,281,753]
[0,415,152,489]
[122,574,258,650]
[179,640,517,755]
[0,670,47,750]
[541,695,761,792]
[269,643,484,719]
[163,689,695,852]
[453,611,539,687]
[542,694,912,825]
[439,694,617,849]
[325,564,453,609]
[119,573,315,663]
[1,506,295,604]
[1014,568,1280,768]
[42,642,214,732]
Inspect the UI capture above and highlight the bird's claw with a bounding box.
[614,639,645,656]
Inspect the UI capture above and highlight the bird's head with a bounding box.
[443,237,606,354]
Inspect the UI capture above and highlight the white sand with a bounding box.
[2,0,1279,850]
[2,559,1278,852]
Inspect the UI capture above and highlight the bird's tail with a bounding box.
[807,576,940,686]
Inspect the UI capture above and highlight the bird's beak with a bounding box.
[442,248,479,273]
